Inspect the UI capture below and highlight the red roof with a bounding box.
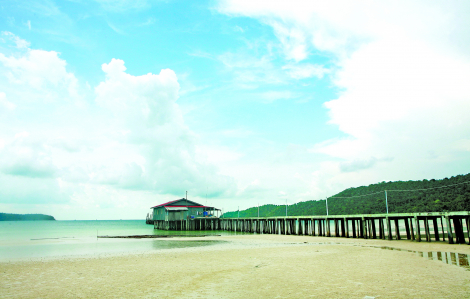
[167,205,210,208]
[152,199,180,208]
[151,198,211,209]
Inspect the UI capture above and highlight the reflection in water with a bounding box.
[299,242,470,271]
[152,240,228,250]
[152,230,249,237]
[379,246,470,270]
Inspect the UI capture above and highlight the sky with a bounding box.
[0,0,469,220]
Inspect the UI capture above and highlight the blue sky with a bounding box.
[1,0,470,220]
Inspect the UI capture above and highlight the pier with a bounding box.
[154,211,470,244]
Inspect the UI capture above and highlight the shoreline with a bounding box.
[1,235,470,298]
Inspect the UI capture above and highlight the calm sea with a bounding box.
[0,220,242,261]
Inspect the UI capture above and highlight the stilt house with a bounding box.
[151,198,219,222]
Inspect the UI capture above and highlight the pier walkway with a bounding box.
[154,211,470,244]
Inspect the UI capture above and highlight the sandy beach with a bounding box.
[1,235,470,298]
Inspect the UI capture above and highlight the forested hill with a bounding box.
[0,213,56,221]
[222,173,470,218]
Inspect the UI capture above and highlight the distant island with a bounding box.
[0,213,56,221]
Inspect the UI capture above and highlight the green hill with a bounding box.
[222,173,470,218]
[0,213,56,221]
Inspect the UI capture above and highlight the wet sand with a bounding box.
[1,235,470,298]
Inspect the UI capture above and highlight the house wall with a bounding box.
[153,207,166,221]
[152,207,208,221]
[170,211,191,221]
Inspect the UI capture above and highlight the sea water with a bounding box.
[0,220,242,261]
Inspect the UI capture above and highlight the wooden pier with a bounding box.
[154,212,470,244]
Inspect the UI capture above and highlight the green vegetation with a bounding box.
[222,173,470,218]
[0,213,56,221]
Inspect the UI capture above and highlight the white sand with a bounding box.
[1,235,470,298]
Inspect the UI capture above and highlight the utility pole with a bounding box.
[326,197,329,216]
[286,199,287,217]
[238,206,239,218]
[385,190,389,214]
[258,203,259,217]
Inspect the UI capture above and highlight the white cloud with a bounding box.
[339,157,393,173]
[234,25,244,33]
[23,0,61,17]
[94,58,235,195]
[218,51,286,88]
[217,0,470,197]
[96,0,150,12]
[0,92,16,111]
[0,46,79,104]
[96,58,180,126]
[0,36,235,217]
[139,17,156,27]
[0,133,58,178]
[0,174,68,205]
[282,63,329,79]
[259,90,295,103]
[219,51,270,69]
[197,145,243,164]
[269,21,308,61]
[220,128,254,138]
[218,1,470,58]
[1,31,31,49]
[107,22,126,35]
